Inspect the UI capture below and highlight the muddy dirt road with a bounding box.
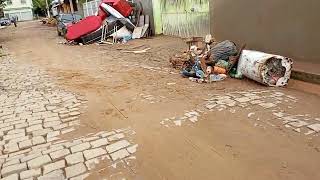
[1,21,320,180]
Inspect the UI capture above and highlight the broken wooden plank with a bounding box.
[122,48,151,54]
[132,26,144,39]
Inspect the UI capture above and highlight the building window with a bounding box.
[7,0,12,5]
[21,0,26,4]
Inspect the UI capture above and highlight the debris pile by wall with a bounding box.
[169,35,293,87]
[61,0,150,45]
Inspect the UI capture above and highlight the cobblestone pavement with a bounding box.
[161,90,320,135]
[0,57,138,179]
[2,22,320,180]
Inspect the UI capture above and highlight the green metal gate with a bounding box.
[160,0,210,37]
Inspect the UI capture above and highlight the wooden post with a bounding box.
[86,0,89,17]
[46,0,51,18]
[70,0,75,14]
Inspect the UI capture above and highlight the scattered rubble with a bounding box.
[139,94,166,104]
[160,88,319,137]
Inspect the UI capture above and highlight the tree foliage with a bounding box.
[33,0,48,16]
[0,0,7,8]
[33,0,47,10]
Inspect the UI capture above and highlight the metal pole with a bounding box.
[86,0,89,17]
[46,0,51,18]
[70,0,75,14]
[91,2,94,16]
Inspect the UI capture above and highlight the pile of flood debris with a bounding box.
[41,17,58,26]
[64,0,150,45]
[170,35,293,87]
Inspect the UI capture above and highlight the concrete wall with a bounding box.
[210,0,320,63]
[4,8,33,21]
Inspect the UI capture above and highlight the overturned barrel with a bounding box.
[237,50,293,87]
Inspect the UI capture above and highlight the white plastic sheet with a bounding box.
[110,26,132,39]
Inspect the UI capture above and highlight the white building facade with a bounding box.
[4,0,33,21]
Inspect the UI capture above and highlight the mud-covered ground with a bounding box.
[0,21,320,180]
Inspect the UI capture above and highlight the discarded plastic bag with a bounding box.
[189,77,204,83]
[110,26,132,39]
[215,60,229,69]
[181,56,205,79]
[208,40,237,63]
[237,50,293,87]
[229,68,243,79]
[209,74,227,82]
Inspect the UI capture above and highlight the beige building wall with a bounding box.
[210,0,320,63]
[4,0,33,21]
